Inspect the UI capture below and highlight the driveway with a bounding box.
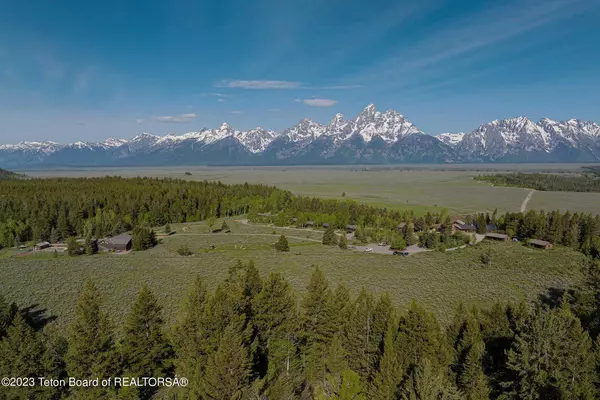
[350,243,431,256]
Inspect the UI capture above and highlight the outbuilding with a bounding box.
[485,233,508,241]
[103,234,132,251]
[346,224,357,232]
[35,241,51,250]
[322,223,330,229]
[529,239,553,249]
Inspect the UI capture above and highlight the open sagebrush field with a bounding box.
[0,220,586,329]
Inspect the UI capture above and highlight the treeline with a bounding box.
[1,177,599,257]
[3,261,600,399]
[0,177,279,249]
[475,172,600,192]
[0,168,24,181]
[583,166,600,177]
[0,176,451,251]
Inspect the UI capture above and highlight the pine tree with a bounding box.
[56,207,71,241]
[371,293,394,368]
[315,335,368,400]
[400,358,461,400]
[132,226,157,251]
[506,306,596,399]
[121,286,171,398]
[301,267,336,384]
[250,272,296,380]
[458,340,490,400]
[342,288,376,378]
[275,234,290,252]
[66,236,80,256]
[330,285,351,334]
[0,294,18,338]
[264,337,303,399]
[323,227,338,245]
[84,233,97,255]
[403,223,417,246]
[243,260,263,302]
[66,281,118,399]
[371,322,403,400]
[201,324,251,400]
[338,233,348,249]
[396,301,452,378]
[172,276,211,399]
[0,314,55,400]
[251,273,297,346]
[302,267,335,348]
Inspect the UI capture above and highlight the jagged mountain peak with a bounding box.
[2,105,600,166]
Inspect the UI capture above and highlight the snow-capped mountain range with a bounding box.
[1,104,599,167]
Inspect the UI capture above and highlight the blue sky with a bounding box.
[1,0,599,143]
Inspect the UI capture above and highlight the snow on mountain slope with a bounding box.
[436,133,465,147]
[0,141,62,154]
[1,105,599,166]
[234,127,278,153]
[282,118,327,143]
[351,104,422,143]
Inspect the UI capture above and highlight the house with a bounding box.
[305,221,314,228]
[396,222,406,231]
[346,224,357,232]
[486,224,498,232]
[103,234,132,251]
[529,239,553,249]
[456,223,476,232]
[35,241,51,250]
[485,233,509,241]
[454,219,466,227]
[291,217,298,223]
[322,223,330,229]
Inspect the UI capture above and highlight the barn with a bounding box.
[529,239,553,249]
[102,234,132,251]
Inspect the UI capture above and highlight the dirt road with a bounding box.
[520,190,536,212]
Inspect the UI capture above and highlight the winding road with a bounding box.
[520,189,536,212]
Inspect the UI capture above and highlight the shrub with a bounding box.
[177,245,193,256]
[274,235,289,252]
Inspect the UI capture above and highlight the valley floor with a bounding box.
[18,164,600,215]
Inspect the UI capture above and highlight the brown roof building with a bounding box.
[485,233,509,241]
[102,234,132,251]
[529,239,553,249]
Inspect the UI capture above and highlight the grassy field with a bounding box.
[18,164,600,215]
[0,220,587,329]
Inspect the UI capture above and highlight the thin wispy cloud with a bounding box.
[267,108,281,112]
[321,85,363,90]
[295,98,337,107]
[217,80,301,89]
[155,113,197,123]
[200,92,230,98]
[359,0,593,83]
[229,110,244,114]
[135,119,145,124]
[217,98,226,102]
